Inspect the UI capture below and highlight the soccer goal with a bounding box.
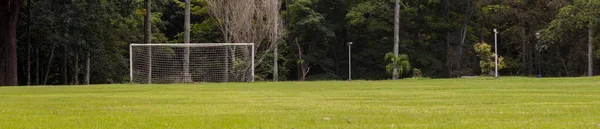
[129,43,254,84]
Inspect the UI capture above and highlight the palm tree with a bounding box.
[385,52,411,78]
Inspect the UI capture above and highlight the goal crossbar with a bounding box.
[130,43,254,47]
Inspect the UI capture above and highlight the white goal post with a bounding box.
[129,43,254,84]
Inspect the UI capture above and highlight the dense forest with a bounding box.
[1,0,599,85]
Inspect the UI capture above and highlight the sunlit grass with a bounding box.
[1,77,599,128]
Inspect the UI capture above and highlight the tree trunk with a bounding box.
[392,0,400,80]
[222,2,231,82]
[35,48,39,85]
[85,52,90,85]
[520,25,530,75]
[457,24,467,76]
[588,25,594,76]
[62,47,68,85]
[222,1,230,43]
[43,45,56,85]
[183,0,192,83]
[273,1,280,82]
[444,0,451,77]
[26,0,31,86]
[74,54,79,85]
[144,0,152,84]
[296,41,306,81]
[456,2,471,77]
[0,0,20,86]
[27,40,31,86]
[274,45,278,81]
[144,0,151,42]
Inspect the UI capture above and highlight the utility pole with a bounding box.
[348,42,353,81]
[494,29,498,78]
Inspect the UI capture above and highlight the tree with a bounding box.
[145,0,152,83]
[183,0,192,82]
[273,0,281,82]
[286,0,348,80]
[474,42,505,75]
[164,0,228,81]
[206,0,285,81]
[385,52,410,78]
[546,0,600,76]
[0,0,21,86]
[482,0,568,77]
[296,38,310,81]
[392,0,400,80]
[21,0,137,85]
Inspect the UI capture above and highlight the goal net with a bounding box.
[130,43,254,84]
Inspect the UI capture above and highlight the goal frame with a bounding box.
[129,43,255,83]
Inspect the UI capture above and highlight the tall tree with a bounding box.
[392,0,400,80]
[26,0,31,86]
[183,0,192,82]
[62,47,68,85]
[273,0,281,82]
[546,0,600,76]
[144,0,152,83]
[581,0,600,76]
[287,0,349,80]
[206,0,285,81]
[73,54,79,85]
[0,0,20,86]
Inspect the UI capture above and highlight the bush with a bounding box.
[473,42,506,75]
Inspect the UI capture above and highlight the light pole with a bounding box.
[494,29,499,78]
[535,32,542,78]
[347,42,353,81]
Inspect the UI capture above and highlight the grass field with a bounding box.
[1,77,600,128]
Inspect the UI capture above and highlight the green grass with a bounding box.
[1,77,600,128]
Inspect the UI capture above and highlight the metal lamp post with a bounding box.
[494,29,499,78]
[347,42,353,81]
[535,32,542,78]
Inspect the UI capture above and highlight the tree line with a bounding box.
[1,0,599,86]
